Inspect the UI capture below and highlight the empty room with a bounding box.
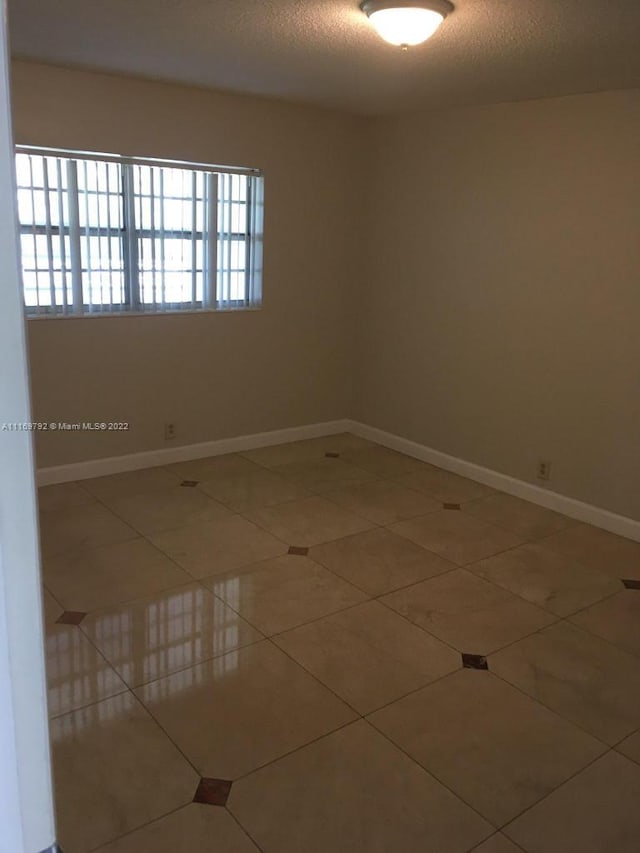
[0,1,639,852]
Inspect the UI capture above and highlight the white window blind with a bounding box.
[15,147,264,316]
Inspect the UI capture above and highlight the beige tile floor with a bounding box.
[38,434,640,852]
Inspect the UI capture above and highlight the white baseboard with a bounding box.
[37,415,640,543]
[36,419,351,486]
[347,420,640,543]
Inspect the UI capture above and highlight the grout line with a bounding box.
[485,641,615,749]
[360,665,464,717]
[562,604,640,665]
[194,484,316,515]
[377,517,620,625]
[367,707,609,838]
[611,723,640,750]
[500,681,614,755]
[369,565,459,598]
[233,499,381,550]
[465,563,626,620]
[41,582,64,611]
[563,584,627,620]
[237,448,383,494]
[120,633,268,692]
[468,831,528,852]
[225,805,268,853]
[85,800,192,852]
[613,738,640,767]
[361,715,498,834]
[194,557,372,639]
[230,716,362,785]
[77,575,211,616]
[495,747,615,833]
[378,518,537,574]
[457,499,580,544]
[372,579,543,662]
[47,686,132,723]
[255,597,371,641]
[196,542,371,605]
[127,687,204,779]
[83,490,250,591]
[262,635,363,717]
[77,601,267,693]
[73,478,100,501]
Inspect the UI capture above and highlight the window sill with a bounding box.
[25,305,263,321]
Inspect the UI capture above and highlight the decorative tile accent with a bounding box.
[288,545,310,556]
[55,611,87,626]
[180,480,199,488]
[622,579,640,590]
[443,503,461,510]
[193,777,233,806]
[325,452,341,458]
[462,653,489,671]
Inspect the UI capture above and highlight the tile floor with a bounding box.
[38,433,640,852]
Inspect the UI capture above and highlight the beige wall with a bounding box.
[356,90,640,520]
[11,61,365,467]
[10,64,640,522]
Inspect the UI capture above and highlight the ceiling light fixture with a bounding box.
[361,0,454,49]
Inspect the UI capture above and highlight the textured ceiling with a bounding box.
[8,0,640,115]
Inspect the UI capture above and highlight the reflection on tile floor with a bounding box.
[81,583,263,687]
[39,433,640,851]
[205,554,367,635]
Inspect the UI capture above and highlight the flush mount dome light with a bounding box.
[361,0,454,48]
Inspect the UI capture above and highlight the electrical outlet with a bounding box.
[537,459,551,481]
[164,422,176,441]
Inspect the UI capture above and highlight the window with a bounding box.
[15,146,263,316]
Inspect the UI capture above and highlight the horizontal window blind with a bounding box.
[15,147,263,316]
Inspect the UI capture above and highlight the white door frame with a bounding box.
[0,1,57,850]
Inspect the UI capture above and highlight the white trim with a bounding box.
[346,421,640,543]
[36,416,640,542]
[37,419,351,485]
